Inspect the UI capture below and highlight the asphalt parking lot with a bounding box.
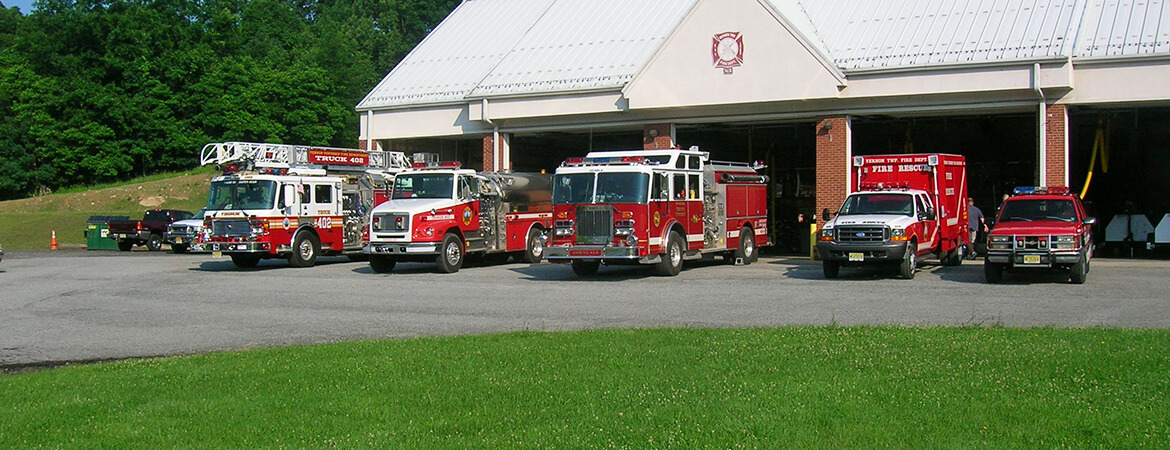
[2,250,1169,369]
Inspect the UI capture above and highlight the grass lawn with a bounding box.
[0,168,212,250]
[2,327,1167,448]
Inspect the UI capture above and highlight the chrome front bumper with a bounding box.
[364,242,442,255]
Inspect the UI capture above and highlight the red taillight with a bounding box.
[137,221,144,231]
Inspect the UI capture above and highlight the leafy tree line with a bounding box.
[0,0,458,200]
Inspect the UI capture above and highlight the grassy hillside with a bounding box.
[0,168,214,250]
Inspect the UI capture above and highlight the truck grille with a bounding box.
[168,224,196,238]
[836,226,888,243]
[211,219,251,237]
[576,206,613,245]
[1015,236,1049,250]
[373,212,410,232]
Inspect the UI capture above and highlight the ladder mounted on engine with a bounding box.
[199,142,411,174]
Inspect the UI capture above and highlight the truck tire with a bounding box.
[984,261,1004,283]
[571,260,600,276]
[369,255,397,273]
[289,231,320,268]
[1069,254,1088,284]
[171,244,189,254]
[898,244,916,279]
[230,254,261,268]
[146,233,163,251]
[735,226,755,266]
[823,260,840,279]
[519,228,544,264]
[117,241,134,252]
[436,233,464,273]
[653,231,684,276]
[943,246,962,266]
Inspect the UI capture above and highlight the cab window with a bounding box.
[314,184,333,204]
[672,174,687,200]
[652,173,669,201]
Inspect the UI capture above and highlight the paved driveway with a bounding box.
[2,250,1168,368]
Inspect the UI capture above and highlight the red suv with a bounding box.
[985,187,1096,284]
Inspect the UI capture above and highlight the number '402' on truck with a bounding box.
[816,154,969,279]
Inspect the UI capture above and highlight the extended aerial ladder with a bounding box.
[199,141,411,174]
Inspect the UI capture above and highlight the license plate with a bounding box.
[848,252,864,262]
[1023,254,1041,264]
[212,251,222,258]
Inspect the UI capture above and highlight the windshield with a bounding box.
[553,173,596,204]
[206,180,276,211]
[392,173,454,199]
[998,199,1077,222]
[554,172,649,204]
[839,193,914,216]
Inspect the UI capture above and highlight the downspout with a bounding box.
[1033,63,1047,186]
[482,98,501,171]
[365,110,374,151]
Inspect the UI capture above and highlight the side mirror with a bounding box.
[281,185,296,209]
[822,208,832,221]
[925,207,937,221]
[1083,217,1096,226]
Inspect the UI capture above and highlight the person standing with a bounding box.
[967,197,987,259]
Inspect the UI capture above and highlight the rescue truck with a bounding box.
[816,154,968,279]
[363,162,553,273]
[984,186,1095,284]
[543,148,769,276]
[192,142,410,268]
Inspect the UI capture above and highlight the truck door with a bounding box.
[916,193,938,253]
[458,175,481,238]
[650,172,671,253]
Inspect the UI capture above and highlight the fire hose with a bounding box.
[1079,120,1110,199]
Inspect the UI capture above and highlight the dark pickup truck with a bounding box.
[108,209,194,251]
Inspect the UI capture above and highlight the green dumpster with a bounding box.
[85,215,128,250]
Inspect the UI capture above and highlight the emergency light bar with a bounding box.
[859,181,911,190]
[411,161,462,169]
[561,156,661,167]
[1013,186,1072,196]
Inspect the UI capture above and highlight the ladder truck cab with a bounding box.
[363,162,553,274]
[816,153,968,279]
[543,148,769,277]
[192,142,410,268]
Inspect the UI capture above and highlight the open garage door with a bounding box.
[678,123,818,255]
[851,114,1038,218]
[1070,107,1170,255]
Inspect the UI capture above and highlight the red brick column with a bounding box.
[358,140,369,151]
[482,134,496,171]
[815,116,851,223]
[644,124,674,150]
[1044,103,1069,187]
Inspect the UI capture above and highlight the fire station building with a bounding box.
[357,0,1170,253]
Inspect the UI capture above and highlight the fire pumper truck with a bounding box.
[816,154,968,279]
[192,142,410,268]
[363,162,553,273]
[542,148,769,276]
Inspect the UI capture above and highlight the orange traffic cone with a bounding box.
[51,230,58,251]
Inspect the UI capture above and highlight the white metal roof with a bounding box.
[793,0,1084,71]
[360,0,1170,110]
[1077,0,1170,57]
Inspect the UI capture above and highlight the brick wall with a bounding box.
[1044,103,1068,187]
[643,124,674,150]
[482,134,496,171]
[815,116,850,222]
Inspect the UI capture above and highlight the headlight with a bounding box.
[890,228,908,242]
[1052,235,1078,250]
[990,235,1013,243]
[819,228,834,241]
[554,219,575,237]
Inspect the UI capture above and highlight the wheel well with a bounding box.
[296,226,320,240]
[668,223,686,240]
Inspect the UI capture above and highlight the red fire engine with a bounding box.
[543,148,769,276]
[192,142,410,268]
[816,153,968,279]
[363,162,553,273]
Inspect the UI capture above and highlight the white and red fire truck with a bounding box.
[816,153,968,279]
[543,148,769,276]
[363,162,553,273]
[192,142,410,268]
